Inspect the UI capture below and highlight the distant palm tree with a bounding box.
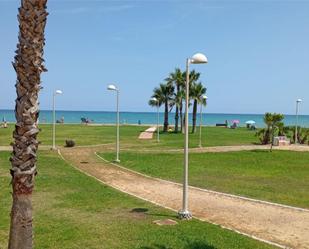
[171,89,185,133]
[180,70,201,133]
[151,83,174,132]
[165,68,185,133]
[190,82,207,133]
[188,70,201,86]
[9,0,48,248]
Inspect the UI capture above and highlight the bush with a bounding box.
[290,127,309,144]
[65,140,75,147]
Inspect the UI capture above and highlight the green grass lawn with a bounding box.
[0,124,148,147]
[0,151,275,249]
[0,124,258,148]
[100,150,309,208]
[154,127,258,148]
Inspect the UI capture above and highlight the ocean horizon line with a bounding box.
[0,109,307,116]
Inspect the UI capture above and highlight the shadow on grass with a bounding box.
[186,241,216,249]
[139,245,172,249]
[131,208,149,213]
[139,241,216,249]
[250,149,271,153]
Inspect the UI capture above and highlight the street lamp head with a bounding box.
[297,99,302,103]
[202,95,208,100]
[151,97,158,102]
[107,84,118,91]
[190,53,208,64]
[55,90,63,95]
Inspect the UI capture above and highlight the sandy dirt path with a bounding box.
[60,146,309,249]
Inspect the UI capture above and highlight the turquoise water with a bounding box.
[1,109,308,127]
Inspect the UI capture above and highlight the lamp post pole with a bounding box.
[178,53,207,220]
[116,89,120,162]
[295,99,302,144]
[151,97,160,142]
[180,58,191,219]
[52,93,56,149]
[52,90,62,150]
[108,84,120,162]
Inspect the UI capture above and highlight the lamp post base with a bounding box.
[178,210,192,220]
[114,159,120,163]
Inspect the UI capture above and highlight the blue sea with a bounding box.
[1,110,308,128]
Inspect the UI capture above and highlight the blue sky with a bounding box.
[0,0,308,114]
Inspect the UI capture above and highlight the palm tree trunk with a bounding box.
[174,105,179,133]
[163,101,169,132]
[9,1,48,248]
[180,102,183,133]
[174,85,180,133]
[270,127,274,152]
[191,100,198,133]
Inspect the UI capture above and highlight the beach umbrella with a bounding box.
[245,120,256,125]
[232,120,240,124]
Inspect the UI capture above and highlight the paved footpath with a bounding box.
[138,126,157,140]
[60,146,309,249]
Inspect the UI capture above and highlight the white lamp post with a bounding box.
[199,95,208,148]
[52,90,63,150]
[295,98,302,144]
[108,84,120,162]
[179,53,208,220]
[151,97,160,142]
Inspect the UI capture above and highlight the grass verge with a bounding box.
[0,151,275,249]
[100,150,309,208]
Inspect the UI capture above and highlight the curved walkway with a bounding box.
[60,146,309,249]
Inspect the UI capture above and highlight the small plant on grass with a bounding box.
[65,140,76,147]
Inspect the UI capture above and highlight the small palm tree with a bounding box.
[269,113,284,151]
[151,83,174,132]
[9,0,48,248]
[256,113,284,151]
[190,82,207,133]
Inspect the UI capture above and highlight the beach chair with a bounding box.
[230,123,237,129]
[81,117,88,124]
[81,117,91,124]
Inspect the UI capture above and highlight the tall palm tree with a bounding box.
[190,82,207,133]
[180,70,201,133]
[9,1,48,248]
[151,83,174,132]
[165,68,185,133]
[170,89,185,133]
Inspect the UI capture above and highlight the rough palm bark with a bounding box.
[179,103,183,133]
[163,100,169,132]
[174,84,180,133]
[9,1,48,248]
[174,104,179,133]
[191,99,198,133]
